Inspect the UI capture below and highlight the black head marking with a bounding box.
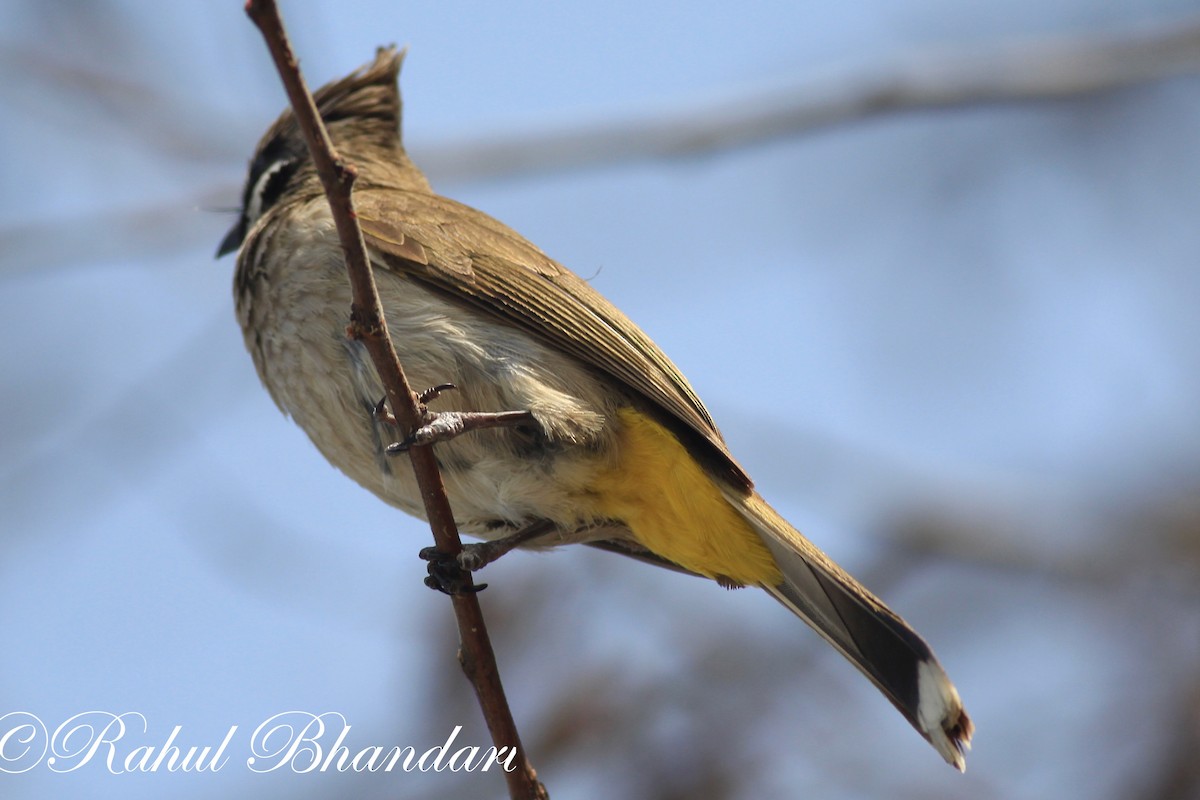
[216,134,305,258]
[217,47,410,259]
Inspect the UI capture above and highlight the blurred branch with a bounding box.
[0,43,239,164]
[419,13,1200,181]
[6,15,1200,276]
[1132,678,1200,800]
[0,188,234,277]
[884,483,1200,599]
[7,13,1200,191]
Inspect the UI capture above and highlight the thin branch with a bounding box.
[419,13,1200,181]
[242,2,546,797]
[0,42,229,165]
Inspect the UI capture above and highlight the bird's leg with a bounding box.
[378,383,536,454]
[420,520,557,594]
[389,410,536,453]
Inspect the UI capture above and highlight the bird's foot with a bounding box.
[418,521,556,594]
[387,409,536,453]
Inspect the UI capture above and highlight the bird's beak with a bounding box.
[216,218,247,258]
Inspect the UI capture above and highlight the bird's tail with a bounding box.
[725,490,974,770]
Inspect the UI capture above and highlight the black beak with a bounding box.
[216,218,247,258]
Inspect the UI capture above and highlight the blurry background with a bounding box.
[2,1,1200,798]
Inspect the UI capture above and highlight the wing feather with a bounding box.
[355,188,751,489]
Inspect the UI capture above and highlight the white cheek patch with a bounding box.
[246,159,291,229]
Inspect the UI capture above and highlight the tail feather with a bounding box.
[728,491,974,770]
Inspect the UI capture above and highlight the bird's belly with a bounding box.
[241,251,621,541]
[294,358,620,539]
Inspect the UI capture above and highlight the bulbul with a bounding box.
[218,48,972,769]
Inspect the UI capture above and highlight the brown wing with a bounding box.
[355,187,751,490]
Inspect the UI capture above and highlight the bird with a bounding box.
[218,46,972,770]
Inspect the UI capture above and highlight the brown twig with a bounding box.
[243,2,546,797]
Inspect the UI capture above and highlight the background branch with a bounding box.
[5,14,1200,276]
[243,2,545,797]
[420,13,1200,181]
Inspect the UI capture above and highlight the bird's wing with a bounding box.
[355,187,751,490]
